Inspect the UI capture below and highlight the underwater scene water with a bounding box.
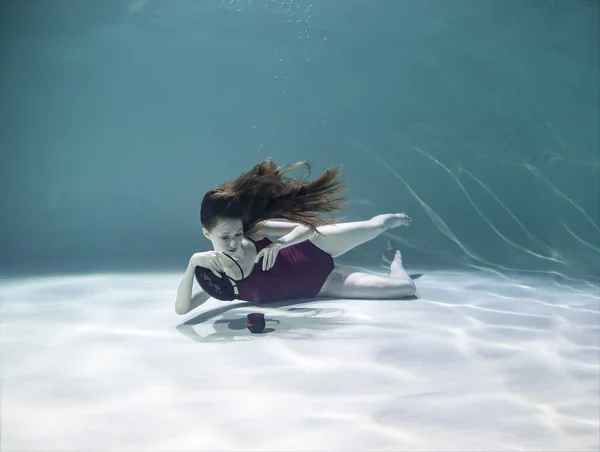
[1,1,599,451]
[2,0,598,281]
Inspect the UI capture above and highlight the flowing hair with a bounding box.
[200,159,347,234]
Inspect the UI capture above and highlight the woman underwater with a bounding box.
[175,159,416,315]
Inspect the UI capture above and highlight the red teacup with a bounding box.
[246,313,266,333]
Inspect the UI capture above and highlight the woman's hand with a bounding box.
[255,242,284,271]
[189,251,226,277]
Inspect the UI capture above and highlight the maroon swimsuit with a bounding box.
[236,237,335,303]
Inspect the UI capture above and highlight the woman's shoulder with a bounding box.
[245,236,272,249]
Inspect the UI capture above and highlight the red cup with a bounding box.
[246,313,266,333]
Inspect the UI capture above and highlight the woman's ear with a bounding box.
[202,227,210,239]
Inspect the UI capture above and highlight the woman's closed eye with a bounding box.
[221,233,242,240]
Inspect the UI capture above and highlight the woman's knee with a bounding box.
[398,279,417,297]
[320,271,417,299]
[376,279,416,299]
[381,276,416,298]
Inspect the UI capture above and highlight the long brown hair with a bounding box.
[200,159,347,234]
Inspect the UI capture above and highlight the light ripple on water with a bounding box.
[0,270,598,451]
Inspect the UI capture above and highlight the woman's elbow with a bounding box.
[174,302,190,315]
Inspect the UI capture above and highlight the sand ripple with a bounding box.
[1,270,598,451]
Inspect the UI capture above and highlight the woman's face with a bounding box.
[203,217,245,258]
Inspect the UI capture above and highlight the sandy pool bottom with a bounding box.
[1,269,598,451]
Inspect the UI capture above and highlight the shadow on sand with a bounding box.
[173,274,422,343]
[173,298,349,343]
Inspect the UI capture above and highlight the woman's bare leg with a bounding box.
[310,213,411,257]
[318,249,416,299]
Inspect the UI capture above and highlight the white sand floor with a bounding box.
[1,269,598,451]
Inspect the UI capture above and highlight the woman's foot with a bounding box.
[379,213,412,230]
[381,239,399,264]
[389,249,406,276]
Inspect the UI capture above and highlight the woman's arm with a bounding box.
[246,220,302,240]
[253,222,318,270]
[248,220,319,247]
[272,224,316,247]
[175,262,211,315]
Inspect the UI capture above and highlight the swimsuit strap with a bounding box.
[222,252,245,280]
